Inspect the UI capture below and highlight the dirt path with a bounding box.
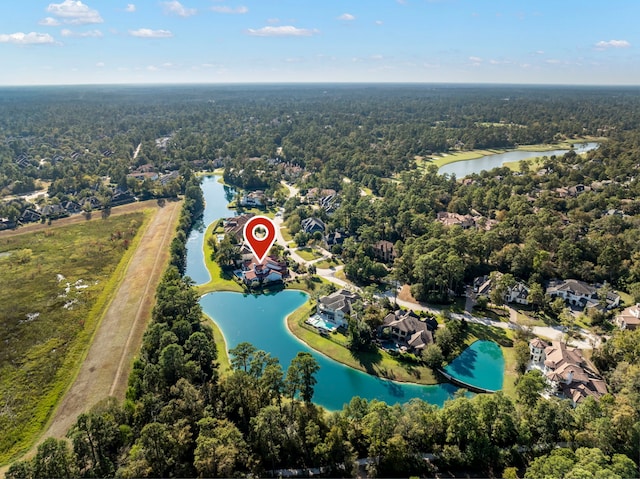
[1,199,182,474]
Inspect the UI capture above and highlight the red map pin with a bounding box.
[243,215,277,263]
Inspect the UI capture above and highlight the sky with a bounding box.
[0,0,638,86]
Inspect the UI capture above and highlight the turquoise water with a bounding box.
[307,314,338,331]
[438,142,599,177]
[186,176,236,285]
[200,291,460,410]
[444,340,504,392]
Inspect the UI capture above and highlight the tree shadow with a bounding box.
[349,348,383,376]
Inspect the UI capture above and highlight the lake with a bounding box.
[185,176,236,285]
[443,340,505,392]
[187,175,504,409]
[438,142,599,177]
[200,290,460,410]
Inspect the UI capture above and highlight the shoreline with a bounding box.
[425,137,604,169]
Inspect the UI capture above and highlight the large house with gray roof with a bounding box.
[317,289,361,328]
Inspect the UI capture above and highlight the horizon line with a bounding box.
[1,80,640,89]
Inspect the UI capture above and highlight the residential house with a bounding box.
[380,310,437,354]
[301,217,326,234]
[0,218,16,230]
[532,339,608,406]
[306,188,337,202]
[529,338,548,363]
[615,304,640,330]
[325,230,348,248]
[111,189,136,206]
[240,256,288,288]
[506,282,530,305]
[19,208,41,223]
[546,279,620,311]
[317,289,361,328]
[223,214,254,239]
[436,211,476,229]
[320,194,340,214]
[239,190,266,207]
[61,201,81,214]
[473,274,530,305]
[40,204,67,219]
[372,240,398,264]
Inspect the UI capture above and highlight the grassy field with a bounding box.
[0,212,147,463]
[296,247,325,262]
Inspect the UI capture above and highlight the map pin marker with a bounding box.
[243,215,277,264]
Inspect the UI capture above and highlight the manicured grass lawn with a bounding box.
[315,257,343,269]
[281,227,293,242]
[334,269,347,281]
[296,247,324,262]
[0,212,147,463]
[286,301,438,385]
[426,149,502,168]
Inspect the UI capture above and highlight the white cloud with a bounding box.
[39,17,61,26]
[212,5,248,14]
[545,59,561,64]
[338,13,355,21]
[125,4,136,13]
[46,0,103,25]
[162,1,196,17]
[0,32,56,45]
[96,62,105,67]
[129,28,173,38]
[246,26,319,37]
[61,28,103,37]
[595,39,631,50]
[375,20,383,26]
[469,56,483,63]
[267,18,280,24]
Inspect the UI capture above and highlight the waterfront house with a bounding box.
[240,256,288,288]
[530,339,607,406]
[380,310,436,354]
[317,289,361,328]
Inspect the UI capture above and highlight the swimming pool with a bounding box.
[306,314,339,332]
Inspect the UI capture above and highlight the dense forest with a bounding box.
[7,266,640,478]
[4,85,640,477]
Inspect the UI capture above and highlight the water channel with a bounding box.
[438,142,599,177]
[186,175,504,410]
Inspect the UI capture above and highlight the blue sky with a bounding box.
[0,0,638,85]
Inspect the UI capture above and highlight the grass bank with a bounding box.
[285,300,438,385]
[0,211,149,464]
[196,220,245,296]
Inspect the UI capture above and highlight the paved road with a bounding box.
[278,181,599,350]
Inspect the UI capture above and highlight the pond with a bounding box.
[200,290,460,410]
[443,340,505,392]
[438,142,599,177]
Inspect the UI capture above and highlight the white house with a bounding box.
[239,190,266,207]
[317,289,361,328]
[529,337,548,363]
[546,279,620,310]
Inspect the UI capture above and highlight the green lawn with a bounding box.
[286,300,438,385]
[281,227,293,242]
[314,257,343,269]
[0,212,148,463]
[296,247,324,262]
